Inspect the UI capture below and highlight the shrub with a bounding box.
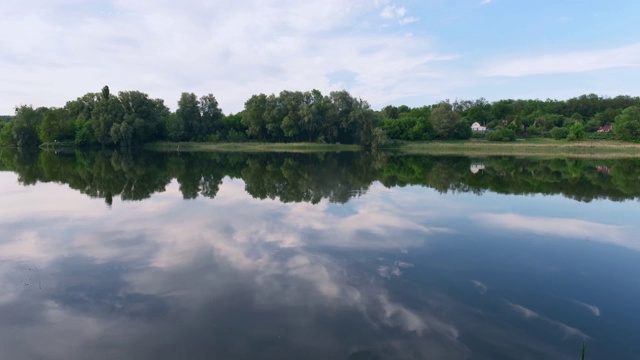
[486,128,516,142]
[550,127,570,140]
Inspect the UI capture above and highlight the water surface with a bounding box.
[0,149,639,359]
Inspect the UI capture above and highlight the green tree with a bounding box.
[176,92,201,141]
[92,86,124,145]
[242,94,269,140]
[380,105,399,119]
[114,90,168,146]
[12,105,45,147]
[165,113,185,141]
[570,122,585,140]
[0,121,15,146]
[66,92,100,146]
[279,90,305,140]
[430,102,471,139]
[38,108,74,143]
[614,106,640,141]
[199,94,224,139]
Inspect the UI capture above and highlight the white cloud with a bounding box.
[480,42,640,77]
[379,3,418,25]
[0,0,440,114]
[571,300,601,317]
[399,16,420,25]
[509,302,538,318]
[508,302,589,339]
[480,0,493,5]
[380,4,407,19]
[474,213,637,250]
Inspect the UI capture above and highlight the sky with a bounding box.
[1,0,640,115]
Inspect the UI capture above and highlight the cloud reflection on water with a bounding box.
[1,171,637,359]
[0,176,473,359]
[474,212,637,250]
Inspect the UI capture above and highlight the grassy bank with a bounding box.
[69,139,640,158]
[395,139,640,158]
[145,141,361,153]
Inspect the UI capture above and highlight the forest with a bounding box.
[1,85,640,148]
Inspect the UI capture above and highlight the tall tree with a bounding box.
[176,92,201,141]
[92,86,124,145]
[113,90,168,146]
[12,105,45,147]
[430,102,471,140]
[199,94,224,139]
[38,108,74,143]
[242,94,269,140]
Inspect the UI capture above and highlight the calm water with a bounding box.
[1,149,639,359]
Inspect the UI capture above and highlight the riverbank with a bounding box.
[144,139,640,157]
[395,139,640,158]
[145,141,361,152]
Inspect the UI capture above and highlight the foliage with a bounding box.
[0,121,15,146]
[430,102,471,140]
[550,127,570,140]
[569,122,586,140]
[12,105,46,147]
[38,108,75,143]
[242,89,381,147]
[613,106,640,141]
[2,87,640,148]
[486,128,516,142]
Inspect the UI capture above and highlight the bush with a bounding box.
[486,128,516,142]
[550,127,570,140]
[570,122,585,140]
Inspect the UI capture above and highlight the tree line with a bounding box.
[1,86,640,148]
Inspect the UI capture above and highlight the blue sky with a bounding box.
[1,0,639,114]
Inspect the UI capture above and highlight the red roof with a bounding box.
[597,124,613,133]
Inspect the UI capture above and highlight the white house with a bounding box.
[471,122,487,132]
[470,164,485,174]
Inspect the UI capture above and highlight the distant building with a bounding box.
[597,124,613,133]
[471,122,487,132]
[470,164,485,174]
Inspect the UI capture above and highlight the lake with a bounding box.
[1,149,639,359]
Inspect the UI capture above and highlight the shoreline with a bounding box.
[144,139,640,157]
[144,142,361,153]
[395,139,640,158]
[21,139,640,158]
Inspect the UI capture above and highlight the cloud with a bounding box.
[379,3,419,25]
[474,213,637,250]
[471,280,487,294]
[380,4,407,19]
[571,300,601,317]
[508,302,589,339]
[0,174,474,358]
[480,42,640,77]
[399,16,419,25]
[0,0,440,114]
[377,260,413,279]
[509,302,538,318]
[480,0,492,5]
